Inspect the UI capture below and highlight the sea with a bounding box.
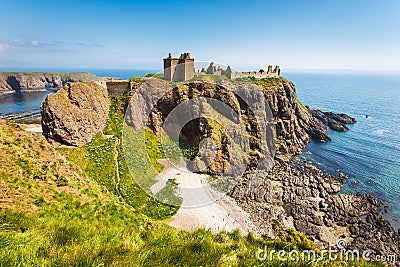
[285,72,400,230]
[0,69,399,230]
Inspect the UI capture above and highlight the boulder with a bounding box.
[41,81,110,146]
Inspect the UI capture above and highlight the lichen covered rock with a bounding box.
[41,81,110,146]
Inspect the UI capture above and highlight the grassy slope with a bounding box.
[0,86,383,266]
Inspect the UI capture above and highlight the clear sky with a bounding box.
[0,0,399,71]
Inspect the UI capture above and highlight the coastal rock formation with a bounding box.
[310,108,356,132]
[126,79,270,176]
[232,160,400,260]
[126,78,330,175]
[41,81,110,146]
[0,72,98,93]
[256,79,331,160]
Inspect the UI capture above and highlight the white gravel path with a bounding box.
[151,159,260,235]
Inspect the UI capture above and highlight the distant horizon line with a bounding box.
[1,66,400,74]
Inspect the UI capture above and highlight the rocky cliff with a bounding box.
[123,77,352,171]
[39,76,399,260]
[41,81,110,146]
[255,79,332,160]
[0,72,99,93]
[40,76,346,159]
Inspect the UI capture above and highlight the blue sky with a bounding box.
[0,0,399,71]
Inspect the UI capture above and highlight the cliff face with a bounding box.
[130,80,274,175]
[124,77,330,176]
[41,81,110,146]
[259,79,330,160]
[0,72,98,93]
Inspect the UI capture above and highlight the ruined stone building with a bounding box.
[163,52,280,82]
[198,62,281,79]
[163,52,195,82]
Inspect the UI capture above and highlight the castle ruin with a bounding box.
[163,52,280,82]
[163,53,195,82]
[198,61,281,79]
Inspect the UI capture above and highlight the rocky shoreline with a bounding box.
[0,109,41,124]
[232,159,400,261]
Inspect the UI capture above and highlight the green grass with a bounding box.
[59,95,180,220]
[154,178,183,207]
[129,76,144,83]
[122,127,164,187]
[58,133,117,194]
[104,93,127,138]
[119,127,181,219]
[247,76,288,88]
[179,139,199,161]
[0,203,383,266]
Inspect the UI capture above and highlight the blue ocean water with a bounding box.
[285,72,400,230]
[1,69,399,229]
[0,90,53,115]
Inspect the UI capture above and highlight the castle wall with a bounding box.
[164,57,194,82]
[106,81,131,96]
[203,62,280,80]
[229,69,280,79]
[173,63,186,82]
[184,60,195,81]
[164,58,179,82]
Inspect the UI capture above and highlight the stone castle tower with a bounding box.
[163,52,195,82]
